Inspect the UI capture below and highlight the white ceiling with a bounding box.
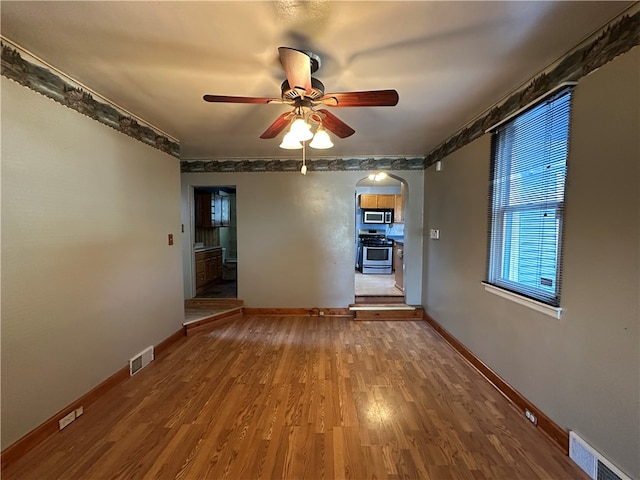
[1,1,633,161]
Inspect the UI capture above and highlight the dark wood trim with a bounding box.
[185,298,243,309]
[155,328,186,357]
[243,307,352,317]
[1,327,187,469]
[352,307,424,320]
[354,296,406,304]
[423,312,569,454]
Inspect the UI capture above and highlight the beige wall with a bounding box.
[181,170,424,307]
[1,78,185,449]
[423,47,639,478]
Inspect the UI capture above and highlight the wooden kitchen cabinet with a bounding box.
[195,258,207,289]
[394,241,404,292]
[394,194,404,223]
[195,247,223,294]
[359,194,378,208]
[376,195,395,209]
[359,194,396,209]
[194,190,212,228]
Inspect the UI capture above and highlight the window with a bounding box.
[486,87,573,307]
[211,193,230,226]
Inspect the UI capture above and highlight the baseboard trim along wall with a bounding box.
[423,313,570,454]
[155,328,187,355]
[1,327,186,470]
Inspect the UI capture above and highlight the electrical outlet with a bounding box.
[75,406,84,418]
[525,409,538,425]
[58,411,76,430]
[319,311,325,316]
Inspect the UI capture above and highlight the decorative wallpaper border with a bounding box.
[423,11,639,167]
[1,39,180,159]
[2,9,637,170]
[181,156,426,173]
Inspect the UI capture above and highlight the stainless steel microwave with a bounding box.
[363,209,393,224]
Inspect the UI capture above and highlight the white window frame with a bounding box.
[485,84,575,313]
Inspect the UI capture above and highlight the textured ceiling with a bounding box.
[1,1,634,161]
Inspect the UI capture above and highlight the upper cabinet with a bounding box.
[376,195,395,209]
[359,194,378,209]
[359,194,395,209]
[195,190,212,228]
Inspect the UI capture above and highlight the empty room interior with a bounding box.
[1,2,638,479]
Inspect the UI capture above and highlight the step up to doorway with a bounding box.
[354,295,406,304]
[183,298,244,334]
[185,298,243,310]
[349,304,424,320]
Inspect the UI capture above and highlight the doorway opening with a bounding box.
[354,173,407,304]
[193,186,237,298]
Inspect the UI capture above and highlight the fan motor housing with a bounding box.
[281,77,325,101]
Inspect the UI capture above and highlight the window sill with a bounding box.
[481,282,562,319]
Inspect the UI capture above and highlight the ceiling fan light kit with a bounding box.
[279,131,303,150]
[309,125,333,149]
[289,116,313,141]
[203,46,399,157]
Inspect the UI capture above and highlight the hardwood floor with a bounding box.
[3,316,588,480]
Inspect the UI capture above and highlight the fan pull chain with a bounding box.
[301,142,307,175]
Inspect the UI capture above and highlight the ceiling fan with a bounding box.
[203,47,399,148]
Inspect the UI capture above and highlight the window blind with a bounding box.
[486,87,573,306]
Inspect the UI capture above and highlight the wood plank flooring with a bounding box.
[3,316,588,480]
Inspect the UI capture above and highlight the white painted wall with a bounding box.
[422,48,639,479]
[1,78,185,449]
[181,170,424,307]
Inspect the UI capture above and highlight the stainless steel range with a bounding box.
[357,230,393,274]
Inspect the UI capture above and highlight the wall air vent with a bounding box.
[129,346,154,376]
[569,431,631,480]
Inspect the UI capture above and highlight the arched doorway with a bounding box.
[354,172,407,304]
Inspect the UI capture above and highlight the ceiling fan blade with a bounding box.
[260,112,294,139]
[316,109,355,138]
[278,47,312,96]
[320,90,399,107]
[203,94,282,104]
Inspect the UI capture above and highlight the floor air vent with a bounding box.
[569,431,631,480]
[129,346,154,376]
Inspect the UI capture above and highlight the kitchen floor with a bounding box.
[195,267,402,299]
[354,271,403,297]
[196,279,237,298]
[197,262,237,299]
